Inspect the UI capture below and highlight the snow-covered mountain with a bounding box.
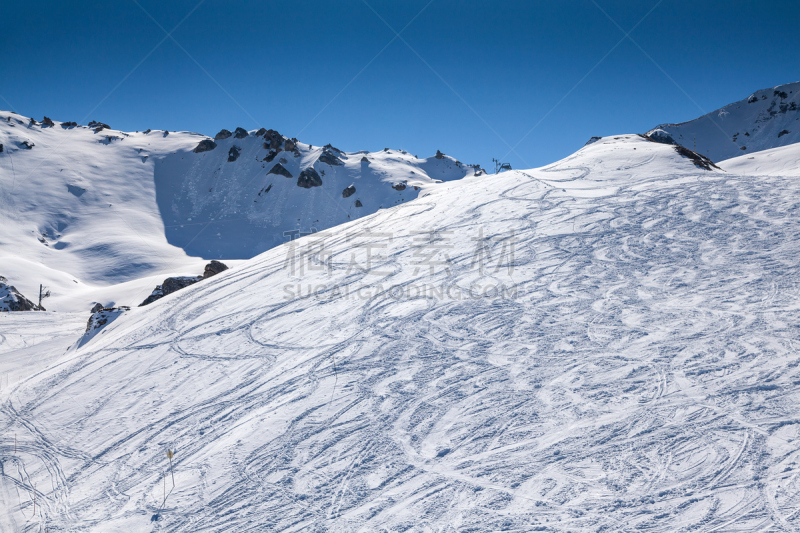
[0,111,480,311]
[649,81,800,162]
[4,133,800,531]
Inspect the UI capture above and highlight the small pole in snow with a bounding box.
[167,449,175,487]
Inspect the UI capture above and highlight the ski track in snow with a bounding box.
[2,136,800,531]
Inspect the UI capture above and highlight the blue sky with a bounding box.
[1,1,798,169]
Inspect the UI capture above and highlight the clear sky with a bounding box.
[2,1,798,170]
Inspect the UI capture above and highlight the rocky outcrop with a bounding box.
[342,184,356,198]
[85,306,129,334]
[255,127,267,137]
[268,163,293,178]
[139,276,202,306]
[435,150,445,159]
[20,140,34,149]
[61,121,78,128]
[297,167,323,188]
[29,117,38,125]
[0,276,38,311]
[234,127,249,139]
[318,149,343,166]
[265,129,283,151]
[361,156,369,163]
[228,146,241,162]
[392,182,407,191]
[644,129,676,145]
[193,139,217,153]
[284,139,296,152]
[88,121,110,132]
[42,116,55,127]
[673,145,720,171]
[139,261,230,306]
[203,260,229,279]
[354,199,363,207]
[215,129,232,140]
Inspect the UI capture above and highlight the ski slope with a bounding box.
[3,134,800,531]
[718,142,800,177]
[651,81,800,162]
[0,111,479,312]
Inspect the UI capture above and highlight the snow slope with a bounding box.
[650,81,800,162]
[4,134,800,531]
[0,111,479,312]
[718,141,800,177]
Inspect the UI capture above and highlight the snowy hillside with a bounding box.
[4,134,800,531]
[718,141,800,177]
[0,111,480,311]
[650,81,800,162]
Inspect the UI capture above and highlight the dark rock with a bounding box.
[342,185,356,198]
[297,167,323,188]
[234,127,249,139]
[215,129,232,140]
[392,182,407,191]
[20,140,34,149]
[361,156,369,163]
[284,139,296,151]
[143,129,152,134]
[0,144,3,153]
[324,143,344,154]
[268,162,293,178]
[193,139,218,153]
[255,127,267,137]
[774,90,789,100]
[778,129,791,137]
[355,199,363,207]
[42,116,55,127]
[265,130,283,150]
[263,150,278,163]
[674,145,720,171]
[0,276,39,311]
[139,276,202,306]
[163,131,169,137]
[203,260,229,279]
[585,136,602,145]
[61,121,77,128]
[748,95,759,103]
[435,150,445,159]
[318,149,343,166]
[29,117,37,125]
[88,121,110,132]
[85,306,129,334]
[228,146,241,162]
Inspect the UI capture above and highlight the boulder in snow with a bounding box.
[268,162,293,178]
[42,116,55,127]
[228,146,241,162]
[342,184,356,198]
[203,260,229,279]
[297,167,323,188]
[234,127,249,139]
[193,139,218,153]
[139,276,202,306]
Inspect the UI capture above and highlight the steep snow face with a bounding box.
[718,141,800,177]
[0,111,479,311]
[156,135,481,259]
[9,135,800,531]
[651,81,800,161]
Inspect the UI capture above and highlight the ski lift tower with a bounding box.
[492,158,512,174]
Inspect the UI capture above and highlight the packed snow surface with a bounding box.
[4,134,800,531]
[651,81,800,162]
